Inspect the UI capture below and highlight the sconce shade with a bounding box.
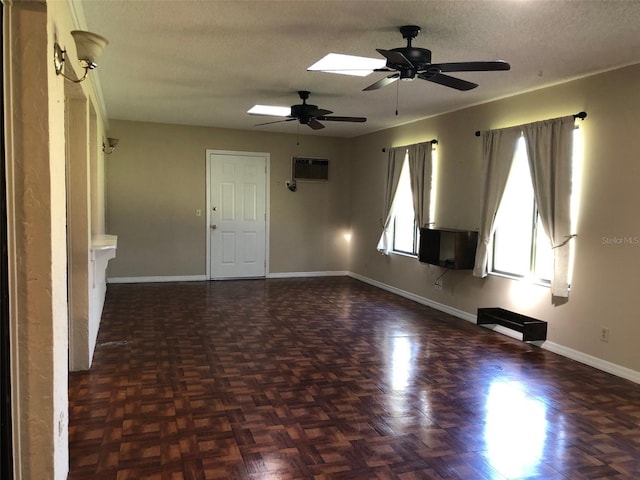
[70,30,109,69]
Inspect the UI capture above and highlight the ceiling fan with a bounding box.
[363,25,510,92]
[251,91,366,130]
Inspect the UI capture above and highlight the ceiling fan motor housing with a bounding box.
[291,103,318,124]
[390,47,433,76]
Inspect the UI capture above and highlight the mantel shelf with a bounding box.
[91,235,118,263]
[91,234,117,250]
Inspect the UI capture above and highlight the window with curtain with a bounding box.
[377,143,437,256]
[391,153,418,254]
[490,128,583,283]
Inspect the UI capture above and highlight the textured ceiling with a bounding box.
[78,0,640,138]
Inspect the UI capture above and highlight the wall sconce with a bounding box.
[54,30,108,83]
[102,137,119,154]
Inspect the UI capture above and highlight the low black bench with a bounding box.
[477,308,547,342]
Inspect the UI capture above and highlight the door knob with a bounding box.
[210,224,217,230]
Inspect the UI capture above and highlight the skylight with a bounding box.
[247,105,291,117]
[307,53,386,77]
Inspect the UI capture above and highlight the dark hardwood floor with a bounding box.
[68,277,640,479]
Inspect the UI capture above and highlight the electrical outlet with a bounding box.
[600,326,610,342]
[195,209,202,217]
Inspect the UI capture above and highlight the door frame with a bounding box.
[0,3,13,476]
[205,149,270,280]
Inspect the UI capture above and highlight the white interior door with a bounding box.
[208,151,267,279]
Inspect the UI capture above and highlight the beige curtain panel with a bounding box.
[473,127,521,278]
[522,116,575,297]
[407,141,434,229]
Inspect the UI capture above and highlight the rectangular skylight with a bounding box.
[308,53,386,77]
[247,105,291,116]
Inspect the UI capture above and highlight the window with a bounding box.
[388,149,438,256]
[377,143,437,257]
[490,129,582,282]
[391,153,418,254]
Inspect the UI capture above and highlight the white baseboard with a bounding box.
[108,272,349,283]
[349,272,476,322]
[349,272,640,385]
[267,271,349,279]
[542,341,640,384]
[107,275,207,284]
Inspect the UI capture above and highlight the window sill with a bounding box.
[489,271,551,288]
[391,251,418,259]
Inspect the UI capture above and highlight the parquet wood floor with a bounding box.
[68,277,640,479]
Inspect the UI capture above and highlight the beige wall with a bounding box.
[105,121,352,278]
[349,63,640,374]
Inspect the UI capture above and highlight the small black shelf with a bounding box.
[418,228,478,270]
[477,308,548,342]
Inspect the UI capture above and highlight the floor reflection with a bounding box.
[383,331,424,428]
[390,335,417,391]
[484,380,548,478]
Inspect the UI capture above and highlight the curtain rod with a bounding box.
[382,138,438,153]
[474,111,587,137]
